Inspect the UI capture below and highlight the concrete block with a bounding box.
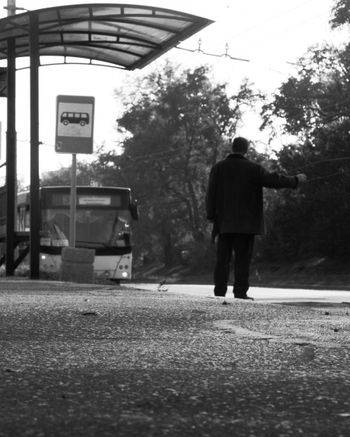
[60,247,95,283]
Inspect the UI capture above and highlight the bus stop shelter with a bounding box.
[0,3,213,278]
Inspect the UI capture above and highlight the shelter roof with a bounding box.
[0,3,213,70]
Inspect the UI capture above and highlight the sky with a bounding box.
[0,0,346,185]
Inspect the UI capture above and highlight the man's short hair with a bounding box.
[232,137,249,154]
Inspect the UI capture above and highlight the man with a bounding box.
[205,136,306,300]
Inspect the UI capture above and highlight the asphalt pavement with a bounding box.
[1,279,350,437]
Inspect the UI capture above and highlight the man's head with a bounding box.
[232,137,249,155]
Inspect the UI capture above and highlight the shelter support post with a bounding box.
[29,12,40,279]
[5,37,16,276]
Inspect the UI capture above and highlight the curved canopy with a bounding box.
[0,3,213,70]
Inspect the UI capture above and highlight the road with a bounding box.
[126,283,350,305]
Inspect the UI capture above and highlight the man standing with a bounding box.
[205,137,306,300]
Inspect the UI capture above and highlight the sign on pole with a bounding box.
[55,95,94,154]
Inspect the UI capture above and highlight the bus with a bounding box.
[15,186,138,280]
[60,111,90,126]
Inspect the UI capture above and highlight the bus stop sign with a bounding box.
[55,95,95,154]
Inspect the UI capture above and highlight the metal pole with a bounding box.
[69,153,77,247]
[7,0,16,16]
[29,12,40,279]
[5,37,16,276]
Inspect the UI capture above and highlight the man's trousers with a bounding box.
[214,233,255,297]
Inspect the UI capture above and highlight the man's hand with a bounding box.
[296,173,307,184]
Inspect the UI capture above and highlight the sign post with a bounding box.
[55,95,94,246]
[69,153,77,247]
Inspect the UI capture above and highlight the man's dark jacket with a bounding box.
[206,154,298,235]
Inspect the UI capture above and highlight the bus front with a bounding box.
[40,186,137,280]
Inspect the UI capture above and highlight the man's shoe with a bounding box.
[235,295,254,301]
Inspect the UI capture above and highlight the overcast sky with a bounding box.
[0,0,345,184]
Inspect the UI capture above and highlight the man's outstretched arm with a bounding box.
[260,167,307,189]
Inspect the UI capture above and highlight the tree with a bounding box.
[41,161,97,186]
[93,63,262,267]
[261,46,347,139]
[330,0,350,27]
[259,0,350,260]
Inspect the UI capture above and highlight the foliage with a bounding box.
[261,46,347,138]
[92,63,262,266]
[259,0,350,261]
[330,0,350,28]
[41,162,97,186]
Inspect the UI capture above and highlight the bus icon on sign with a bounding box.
[60,112,90,127]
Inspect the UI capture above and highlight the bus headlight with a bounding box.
[122,271,128,278]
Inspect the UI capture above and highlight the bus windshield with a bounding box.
[41,207,132,249]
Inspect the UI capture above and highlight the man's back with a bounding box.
[206,153,298,234]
